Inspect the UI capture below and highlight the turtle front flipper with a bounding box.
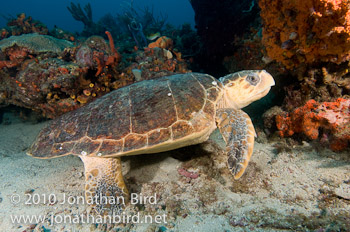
[79,156,129,215]
[215,108,256,179]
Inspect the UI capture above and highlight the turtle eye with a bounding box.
[227,82,234,87]
[246,74,260,86]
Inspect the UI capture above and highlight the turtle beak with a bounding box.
[260,70,275,87]
[255,70,275,99]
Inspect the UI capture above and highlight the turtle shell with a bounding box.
[27,73,223,158]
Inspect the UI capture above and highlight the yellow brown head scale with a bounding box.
[219,70,275,109]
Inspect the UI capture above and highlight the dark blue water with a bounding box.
[0,0,195,32]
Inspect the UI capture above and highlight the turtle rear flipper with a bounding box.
[80,156,129,215]
[216,108,256,179]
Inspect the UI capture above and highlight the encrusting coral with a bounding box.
[260,0,350,69]
[275,98,350,151]
[148,36,173,49]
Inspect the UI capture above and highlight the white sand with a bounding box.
[0,113,349,231]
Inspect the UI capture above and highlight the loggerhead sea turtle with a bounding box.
[27,70,274,213]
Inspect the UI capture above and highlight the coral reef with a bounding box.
[261,59,350,151]
[0,34,77,117]
[260,0,350,69]
[259,38,350,150]
[129,44,189,81]
[50,26,76,42]
[281,63,350,112]
[0,33,73,70]
[0,30,190,118]
[0,13,75,42]
[222,27,285,74]
[275,98,350,151]
[0,13,48,39]
[91,31,122,76]
[0,5,196,120]
[0,33,130,118]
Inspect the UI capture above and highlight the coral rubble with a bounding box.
[260,0,350,69]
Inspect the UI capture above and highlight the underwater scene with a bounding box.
[0,0,349,231]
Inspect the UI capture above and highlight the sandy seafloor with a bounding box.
[0,111,349,232]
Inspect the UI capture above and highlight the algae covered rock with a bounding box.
[0,33,73,54]
[0,34,79,118]
[0,33,130,118]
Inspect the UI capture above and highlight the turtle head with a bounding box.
[219,70,275,109]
